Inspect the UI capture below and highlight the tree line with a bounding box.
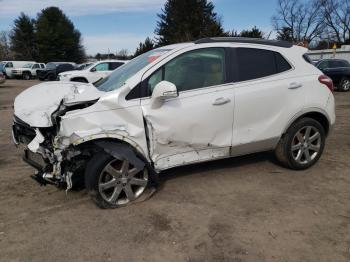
[1,0,349,61]
[0,7,85,63]
[273,0,350,48]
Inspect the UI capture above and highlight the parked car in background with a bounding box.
[13,38,335,208]
[316,59,350,91]
[11,62,46,80]
[0,71,5,84]
[1,61,35,78]
[38,62,75,81]
[58,60,128,83]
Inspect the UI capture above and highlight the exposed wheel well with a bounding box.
[70,77,88,83]
[293,112,330,136]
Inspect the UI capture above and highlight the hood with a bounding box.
[59,70,82,76]
[12,67,31,71]
[14,82,103,127]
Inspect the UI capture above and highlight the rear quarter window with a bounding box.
[236,48,292,82]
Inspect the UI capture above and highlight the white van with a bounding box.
[1,61,35,78]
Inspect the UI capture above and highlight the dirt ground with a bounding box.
[0,80,349,262]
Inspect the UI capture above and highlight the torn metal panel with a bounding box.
[57,103,149,158]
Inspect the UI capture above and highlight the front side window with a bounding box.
[236,48,292,81]
[6,62,13,68]
[94,63,109,71]
[32,64,40,69]
[148,48,226,94]
[109,62,124,70]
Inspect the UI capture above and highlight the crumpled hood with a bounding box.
[14,81,103,127]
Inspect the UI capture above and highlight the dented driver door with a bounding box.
[140,47,235,171]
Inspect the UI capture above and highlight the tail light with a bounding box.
[318,75,334,92]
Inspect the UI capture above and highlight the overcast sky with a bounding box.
[0,0,277,55]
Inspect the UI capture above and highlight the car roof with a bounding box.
[95,60,128,63]
[318,58,348,62]
[195,37,293,48]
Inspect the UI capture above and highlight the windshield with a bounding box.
[95,49,171,92]
[23,63,33,68]
[46,63,57,69]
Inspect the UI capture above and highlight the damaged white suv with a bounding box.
[13,38,335,208]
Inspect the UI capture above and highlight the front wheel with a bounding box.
[275,118,326,170]
[22,72,31,80]
[85,151,149,208]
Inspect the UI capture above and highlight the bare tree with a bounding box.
[0,31,12,60]
[272,0,324,43]
[319,0,350,44]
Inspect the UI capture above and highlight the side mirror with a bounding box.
[151,81,178,108]
[90,67,97,72]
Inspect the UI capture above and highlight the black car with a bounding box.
[316,59,350,91]
[38,62,75,81]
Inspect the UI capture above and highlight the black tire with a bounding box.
[85,150,150,209]
[339,77,350,92]
[48,74,56,81]
[22,72,31,80]
[275,117,326,170]
[71,77,88,83]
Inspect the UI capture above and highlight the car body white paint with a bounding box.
[1,61,35,78]
[58,60,128,83]
[11,63,46,78]
[14,41,335,174]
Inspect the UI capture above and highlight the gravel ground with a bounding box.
[0,80,349,262]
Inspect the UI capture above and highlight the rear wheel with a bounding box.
[85,151,149,209]
[275,117,326,170]
[339,77,350,92]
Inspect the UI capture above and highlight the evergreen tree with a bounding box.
[240,26,264,38]
[155,0,225,45]
[36,7,85,63]
[10,13,37,60]
[134,37,155,57]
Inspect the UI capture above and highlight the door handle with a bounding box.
[288,82,303,89]
[213,97,231,106]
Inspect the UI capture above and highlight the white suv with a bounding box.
[13,38,335,208]
[58,60,128,83]
[12,62,46,80]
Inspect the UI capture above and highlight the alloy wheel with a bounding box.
[291,126,322,165]
[342,79,350,91]
[98,159,148,205]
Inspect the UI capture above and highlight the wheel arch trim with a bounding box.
[282,107,331,135]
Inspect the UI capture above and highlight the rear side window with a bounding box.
[329,60,349,68]
[236,48,292,82]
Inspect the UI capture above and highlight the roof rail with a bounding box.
[194,37,293,48]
